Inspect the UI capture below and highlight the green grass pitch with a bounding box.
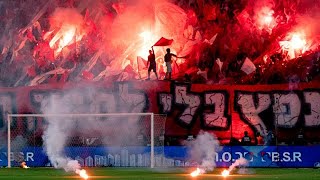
[0,167,319,180]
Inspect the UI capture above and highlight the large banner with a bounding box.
[1,146,320,168]
[0,81,320,144]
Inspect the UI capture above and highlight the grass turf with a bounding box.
[0,167,319,180]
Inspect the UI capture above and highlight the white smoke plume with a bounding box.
[41,86,147,171]
[293,6,320,51]
[228,157,248,173]
[41,93,81,172]
[253,0,275,32]
[186,131,220,171]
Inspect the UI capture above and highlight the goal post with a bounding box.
[6,113,167,168]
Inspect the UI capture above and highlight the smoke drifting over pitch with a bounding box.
[228,157,249,174]
[41,92,81,171]
[186,131,220,171]
[40,86,147,171]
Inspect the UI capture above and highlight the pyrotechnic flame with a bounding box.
[263,13,273,26]
[49,25,85,57]
[279,32,308,59]
[190,168,203,177]
[257,7,275,31]
[137,31,153,59]
[21,162,30,169]
[290,34,307,50]
[139,31,152,42]
[221,169,230,177]
[58,28,76,50]
[76,169,89,180]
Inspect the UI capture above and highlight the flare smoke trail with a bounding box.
[41,87,147,171]
[228,157,248,173]
[41,93,81,171]
[186,131,220,171]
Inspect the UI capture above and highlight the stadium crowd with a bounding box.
[0,0,319,87]
[172,0,320,85]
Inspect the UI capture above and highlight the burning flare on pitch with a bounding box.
[221,169,230,177]
[76,169,89,180]
[20,162,30,169]
[221,158,248,177]
[190,168,204,177]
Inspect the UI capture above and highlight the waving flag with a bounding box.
[137,56,148,79]
[137,56,148,71]
[203,33,218,45]
[153,37,173,46]
[216,58,223,72]
[241,57,256,75]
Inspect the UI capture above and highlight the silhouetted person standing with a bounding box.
[147,46,158,80]
[255,132,264,145]
[241,131,252,146]
[295,128,306,145]
[164,48,177,80]
[265,130,276,145]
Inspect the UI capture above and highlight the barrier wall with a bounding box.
[0,81,320,144]
[1,81,320,168]
[1,146,320,168]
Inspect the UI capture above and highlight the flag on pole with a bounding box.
[82,70,94,80]
[216,58,223,72]
[137,56,148,71]
[172,61,180,75]
[137,56,148,79]
[203,33,218,45]
[241,57,256,75]
[153,37,173,46]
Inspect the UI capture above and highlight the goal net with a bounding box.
[4,113,167,168]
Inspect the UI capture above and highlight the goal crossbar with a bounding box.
[7,113,155,168]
